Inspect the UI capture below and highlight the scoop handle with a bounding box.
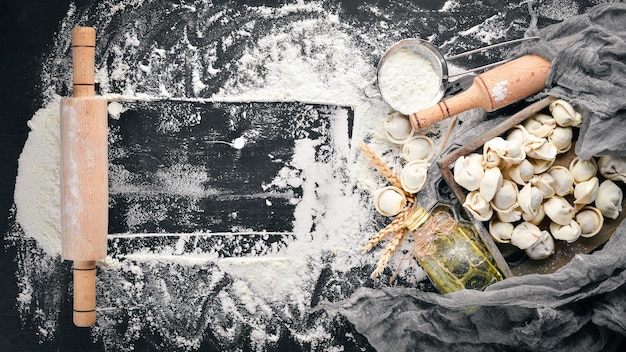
[409,54,551,131]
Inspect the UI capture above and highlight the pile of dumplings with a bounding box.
[453,99,625,260]
[372,113,436,217]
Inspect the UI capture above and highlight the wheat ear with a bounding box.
[359,141,406,193]
[362,207,408,254]
[370,229,408,278]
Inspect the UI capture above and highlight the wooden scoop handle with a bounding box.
[409,54,551,131]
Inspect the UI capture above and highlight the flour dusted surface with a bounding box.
[7,0,554,350]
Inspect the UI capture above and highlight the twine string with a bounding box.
[412,211,457,258]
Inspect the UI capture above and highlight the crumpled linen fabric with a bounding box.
[326,3,626,351]
[331,222,626,351]
[519,2,626,158]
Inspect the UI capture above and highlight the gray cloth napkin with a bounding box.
[520,3,626,158]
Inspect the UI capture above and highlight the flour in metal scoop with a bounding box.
[378,48,442,114]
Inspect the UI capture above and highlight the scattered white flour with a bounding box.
[231,136,246,149]
[217,256,310,301]
[106,101,125,119]
[439,0,461,12]
[457,14,508,44]
[492,80,509,102]
[536,0,581,21]
[13,2,390,349]
[377,48,442,114]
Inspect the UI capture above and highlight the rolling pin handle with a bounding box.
[71,27,97,97]
[72,260,97,327]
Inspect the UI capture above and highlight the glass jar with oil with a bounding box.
[405,202,502,293]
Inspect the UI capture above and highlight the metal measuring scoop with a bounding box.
[375,37,540,115]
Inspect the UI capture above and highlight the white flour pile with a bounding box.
[14,95,63,255]
[7,0,566,350]
[378,48,442,114]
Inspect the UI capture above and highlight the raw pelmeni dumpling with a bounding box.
[463,191,493,221]
[524,230,555,260]
[576,206,604,238]
[480,167,503,202]
[489,219,514,244]
[497,139,525,165]
[523,113,556,138]
[511,222,555,260]
[374,186,407,217]
[496,206,523,223]
[548,126,573,154]
[507,125,537,155]
[483,137,505,168]
[506,125,527,146]
[384,112,414,144]
[547,166,574,196]
[522,204,545,225]
[511,222,543,250]
[544,196,576,225]
[517,127,545,154]
[400,160,429,193]
[402,136,435,162]
[597,155,626,183]
[573,177,599,209]
[528,157,555,175]
[550,99,583,127]
[595,179,623,219]
[550,221,582,243]
[525,138,557,161]
[505,159,535,185]
[518,182,544,218]
[454,153,484,191]
[569,156,597,184]
[491,179,518,212]
[483,137,525,168]
[531,173,556,199]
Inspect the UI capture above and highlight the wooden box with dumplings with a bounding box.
[438,97,626,277]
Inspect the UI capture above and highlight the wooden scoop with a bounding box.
[60,27,108,327]
[409,54,551,131]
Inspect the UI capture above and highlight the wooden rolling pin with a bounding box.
[60,27,108,327]
[409,54,551,131]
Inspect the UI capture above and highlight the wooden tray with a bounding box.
[438,97,626,278]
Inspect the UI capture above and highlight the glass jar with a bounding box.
[404,203,503,293]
